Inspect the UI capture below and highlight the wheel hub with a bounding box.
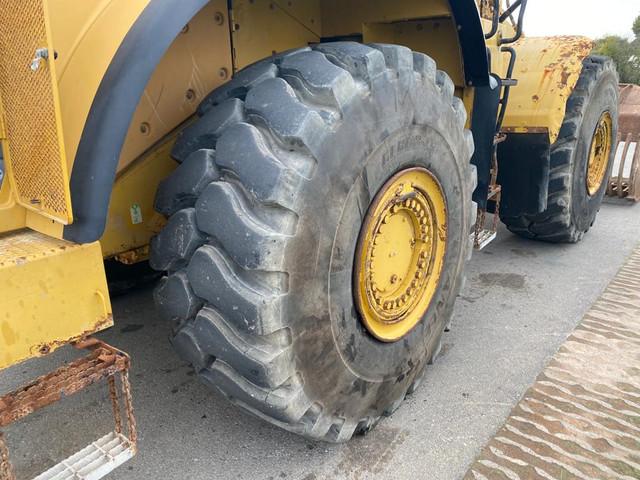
[587,111,613,196]
[355,168,447,342]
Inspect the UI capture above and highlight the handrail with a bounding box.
[483,0,528,45]
[496,46,517,131]
[499,0,528,45]
[484,0,500,40]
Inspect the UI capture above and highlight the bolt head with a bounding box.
[214,11,225,25]
[139,122,151,135]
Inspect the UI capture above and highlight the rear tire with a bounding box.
[501,56,619,243]
[150,43,476,442]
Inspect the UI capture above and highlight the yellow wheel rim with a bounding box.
[587,112,613,196]
[355,168,448,342]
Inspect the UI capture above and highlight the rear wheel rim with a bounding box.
[586,111,613,196]
[354,167,448,342]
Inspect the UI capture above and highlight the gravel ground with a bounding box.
[2,200,639,480]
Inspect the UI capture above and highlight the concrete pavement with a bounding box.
[2,200,639,480]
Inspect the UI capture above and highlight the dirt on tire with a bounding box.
[501,56,619,243]
[150,42,477,442]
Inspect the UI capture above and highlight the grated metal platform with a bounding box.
[33,432,134,480]
[465,246,640,480]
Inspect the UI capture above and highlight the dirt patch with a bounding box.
[120,324,144,333]
[327,427,408,480]
[510,248,537,258]
[478,273,526,290]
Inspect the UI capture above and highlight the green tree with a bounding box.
[594,15,640,84]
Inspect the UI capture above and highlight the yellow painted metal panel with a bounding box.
[0,146,26,234]
[363,19,464,87]
[100,1,233,258]
[117,1,233,173]
[501,36,594,143]
[321,0,452,37]
[0,0,73,224]
[25,209,64,237]
[0,201,25,234]
[275,0,322,36]
[0,230,112,370]
[47,0,152,169]
[232,0,321,70]
[101,135,178,258]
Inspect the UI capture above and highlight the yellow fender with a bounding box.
[0,0,209,238]
[501,35,594,144]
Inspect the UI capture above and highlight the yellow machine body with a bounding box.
[500,35,595,143]
[0,230,112,370]
[0,0,597,369]
[0,1,592,242]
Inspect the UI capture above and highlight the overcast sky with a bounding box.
[525,0,639,40]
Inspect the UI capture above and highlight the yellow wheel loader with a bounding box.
[0,0,619,477]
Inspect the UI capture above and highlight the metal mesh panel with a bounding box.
[0,0,72,223]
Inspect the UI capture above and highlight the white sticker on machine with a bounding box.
[130,204,143,225]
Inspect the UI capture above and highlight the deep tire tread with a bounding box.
[152,43,476,442]
[501,56,618,243]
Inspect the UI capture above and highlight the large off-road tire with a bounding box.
[150,43,476,442]
[501,56,619,243]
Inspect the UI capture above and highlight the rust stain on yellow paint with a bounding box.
[501,35,594,143]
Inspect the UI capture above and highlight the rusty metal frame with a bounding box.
[474,134,505,250]
[0,433,11,480]
[607,84,640,201]
[608,131,640,201]
[0,338,137,480]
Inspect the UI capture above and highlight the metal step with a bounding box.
[0,339,137,480]
[0,230,112,371]
[474,229,497,251]
[33,432,134,480]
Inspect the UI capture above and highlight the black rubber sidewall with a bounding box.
[571,70,619,231]
[281,73,469,418]
[329,126,463,382]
